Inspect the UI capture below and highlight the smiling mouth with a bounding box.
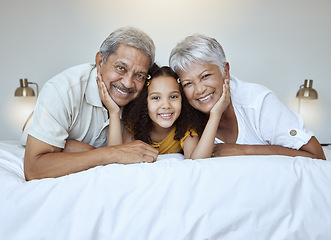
[158,113,173,119]
[198,92,214,102]
[112,83,135,95]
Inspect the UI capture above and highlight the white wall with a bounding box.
[1,0,330,143]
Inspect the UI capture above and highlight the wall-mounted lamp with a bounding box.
[7,78,39,145]
[296,79,317,100]
[295,79,322,130]
[14,78,39,97]
[8,79,39,136]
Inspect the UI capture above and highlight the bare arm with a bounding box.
[96,74,123,146]
[63,139,95,152]
[108,113,123,146]
[213,136,326,160]
[24,135,159,180]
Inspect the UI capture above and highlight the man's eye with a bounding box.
[135,74,146,81]
[116,65,126,72]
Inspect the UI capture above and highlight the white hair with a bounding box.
[169,34,227,74]
[100,26,155,67]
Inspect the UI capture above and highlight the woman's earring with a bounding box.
[177,78,181,84]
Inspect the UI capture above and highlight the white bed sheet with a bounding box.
[0,141,331,240]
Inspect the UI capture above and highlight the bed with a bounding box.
[0,140,331,240]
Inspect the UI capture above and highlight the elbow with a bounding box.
[308,150,326,160]
[317,153,326,160]
[312,147,326,160]
[24,173,34,182]
[301,137,326,160]
[24,163,37,181]
[24,157,42,181]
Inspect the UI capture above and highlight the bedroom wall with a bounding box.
[1,0,330,143]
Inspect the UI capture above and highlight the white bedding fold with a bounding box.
[0,142,331,240]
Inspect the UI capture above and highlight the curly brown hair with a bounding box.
[122,64,207,144]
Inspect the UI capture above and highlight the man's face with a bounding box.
[96,44,150,107]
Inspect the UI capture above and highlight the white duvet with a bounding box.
[0,141,331,240]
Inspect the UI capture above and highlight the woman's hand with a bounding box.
[210,79,230,117]
[189,79,231,159]
[96,74,120,115]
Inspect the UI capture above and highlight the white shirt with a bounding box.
[215,76,313,150]
[28,64,109,148]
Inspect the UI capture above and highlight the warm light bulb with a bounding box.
[7,96,37,132]
[288,97,323,131]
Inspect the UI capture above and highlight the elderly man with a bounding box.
[24,27,158,180]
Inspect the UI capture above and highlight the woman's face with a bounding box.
[147,76,182,130]
[178,62,229,114]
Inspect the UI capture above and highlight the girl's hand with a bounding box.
[96,74,120,114]
[210,79,230,117]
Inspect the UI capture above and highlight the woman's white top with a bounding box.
[214,76,313,150]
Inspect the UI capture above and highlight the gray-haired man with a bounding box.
[24,27,158,180]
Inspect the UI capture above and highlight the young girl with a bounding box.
[97,64,230,159]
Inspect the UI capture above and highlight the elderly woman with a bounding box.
[169,34,325,159]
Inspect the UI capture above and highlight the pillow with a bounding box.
[322,145,331,161]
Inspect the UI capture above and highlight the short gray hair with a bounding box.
[169,34,227,75]
[100,27,155,67]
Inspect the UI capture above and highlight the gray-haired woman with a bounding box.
[169,34,325,159]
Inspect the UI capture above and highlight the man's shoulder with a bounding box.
[46,63,96,87]
[40,63,96,103]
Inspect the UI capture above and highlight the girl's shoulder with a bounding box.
[181,128,199,141]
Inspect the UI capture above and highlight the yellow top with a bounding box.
[151,127,198,155]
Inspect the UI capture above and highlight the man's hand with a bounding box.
[96,74,120,114]
[105,140,159,164]
[64,139,159,164]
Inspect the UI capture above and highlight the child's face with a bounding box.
[147,76,182,130]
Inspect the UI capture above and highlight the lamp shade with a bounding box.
[8,78,39,134]
[296,79,318,100]
[14,78,36,96]
[8,96,37,132]
[290,79,323,131]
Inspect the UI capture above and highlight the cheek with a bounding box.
[101,70,119,88]
[147,101,155,117]
[176,100,182,112]
[135,81,145,92]
[183,90,195,105]
[183,87,195,97]
[209,79,223,93]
